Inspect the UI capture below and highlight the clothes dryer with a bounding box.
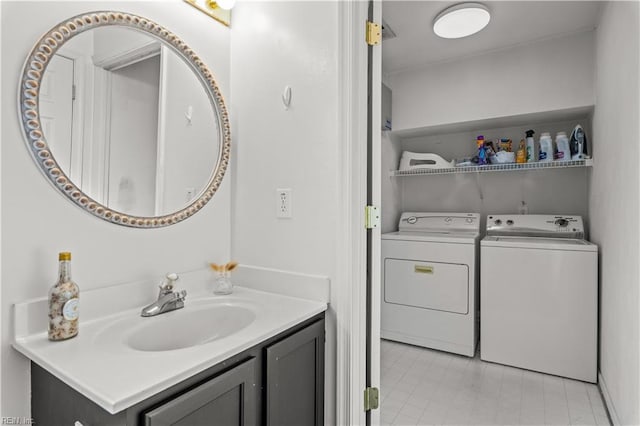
[382,212,480,357]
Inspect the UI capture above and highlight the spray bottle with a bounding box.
[525,130,536,163]
[477,135,487,165]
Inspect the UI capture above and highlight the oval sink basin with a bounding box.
[123,303,256,352]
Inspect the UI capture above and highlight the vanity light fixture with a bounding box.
[214,0,237,10]
[433,3,490,39]
[183,0,233,27]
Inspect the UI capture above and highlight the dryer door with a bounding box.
[384,259,469,314]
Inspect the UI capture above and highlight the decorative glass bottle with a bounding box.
[209,261,238,295]
[48,252,79,341]
[214,270,233,295]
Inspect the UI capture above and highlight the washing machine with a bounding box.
[481,214,598,382]
[382,212,480,357]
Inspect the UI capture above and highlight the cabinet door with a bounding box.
[144,357,257,426]
[265,319,324,426]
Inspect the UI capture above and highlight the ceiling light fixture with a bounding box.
[433,3,491,39]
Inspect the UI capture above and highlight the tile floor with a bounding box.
[380,339,610,426]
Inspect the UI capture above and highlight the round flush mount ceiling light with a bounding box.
[433,3,491,39]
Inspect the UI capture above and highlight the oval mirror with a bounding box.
[19,12,230,227]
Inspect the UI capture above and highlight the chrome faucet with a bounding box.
[141,273,187,317]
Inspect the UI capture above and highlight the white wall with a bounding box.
[590,2,640,424]
[0,1,231,417]
[159,47,218,215]
[381,131,403,233]
[92,25,156,66]
[383,31,597,233]
[389,30,595,131]
[229,2,338,423]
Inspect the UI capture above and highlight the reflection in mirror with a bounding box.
[40,26,219,217]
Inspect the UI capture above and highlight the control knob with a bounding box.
[494,219,502,226]
[506,220,514,226]
[555,218,569,227]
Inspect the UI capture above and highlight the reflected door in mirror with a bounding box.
[107,55,160,216]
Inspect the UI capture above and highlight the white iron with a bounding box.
[399,152,454,171]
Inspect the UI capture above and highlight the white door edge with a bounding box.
[369,1,383,425]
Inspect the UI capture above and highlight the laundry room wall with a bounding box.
[389,30,595,131]
[589,1,640,424]
[382,30,595,233]
[0,1,231,417]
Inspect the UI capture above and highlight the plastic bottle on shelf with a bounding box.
[516,140,526,164]
[525,129,536,163]
[538,132,553,162]
[555,132,571,161]
[477,135,487,165]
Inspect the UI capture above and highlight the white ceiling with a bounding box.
[382,1,603,74]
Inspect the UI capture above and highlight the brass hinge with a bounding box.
[364,387,380,411]
[72,84,76,101]
[365,205,380,229]
[366,21,381,46]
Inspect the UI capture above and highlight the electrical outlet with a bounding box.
[276,188,292,218]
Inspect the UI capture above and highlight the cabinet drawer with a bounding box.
[144,358,257,426]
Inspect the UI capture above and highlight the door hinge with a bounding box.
[366,21,381,46]
[365,205,380,229]
[364,387,380,411]
[72,84,77,101]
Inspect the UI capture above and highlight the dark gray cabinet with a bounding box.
[265,319,324,426]
[144,358,257,426]
[31,313,324,426]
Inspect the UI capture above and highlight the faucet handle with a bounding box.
[160,273,179,289]
[158,273,180,296]
[177,290,187,302]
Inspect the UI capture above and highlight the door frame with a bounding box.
[335,1,381,425]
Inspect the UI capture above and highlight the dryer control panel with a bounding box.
[486,214,584,238]
[399,212,480,234]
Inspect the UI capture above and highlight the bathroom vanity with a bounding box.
[13,279,327,426]
[31,313,325,425]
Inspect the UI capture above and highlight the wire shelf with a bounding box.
[390,159,593,177]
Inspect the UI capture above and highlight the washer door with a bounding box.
[384,258,469,314]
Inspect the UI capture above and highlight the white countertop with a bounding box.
[13,286,327,414]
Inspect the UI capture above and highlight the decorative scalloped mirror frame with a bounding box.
[18,11,231,228]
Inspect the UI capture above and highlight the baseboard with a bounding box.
[598,371,621,426]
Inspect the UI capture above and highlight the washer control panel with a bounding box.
[399,212,480,233]
[486,214,585,238]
